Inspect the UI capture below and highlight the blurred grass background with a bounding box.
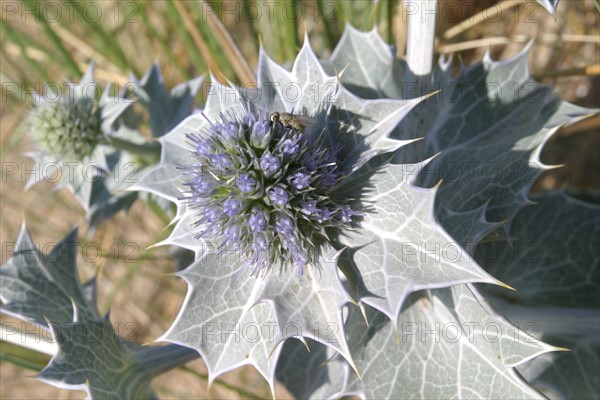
[1,0,598,398]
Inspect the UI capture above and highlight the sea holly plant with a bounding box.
[23,62,201,230]
[130,29,574,396]
[132,38,468,386]
[2,16,598,400]
[24,63,132,224]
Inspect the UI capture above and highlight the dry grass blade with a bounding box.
[439,34,600,53]
[3,42,47,63]
[557,114,600,137]
[135,1,191,80]
[19,0,81,77]
[51,23,123,76]
[197,0,255,85]
[442,0,520,41]
[3,43,129,84]
[533,64,600,79]
[172,0,222,81]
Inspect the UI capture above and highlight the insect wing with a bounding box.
[280,113,317,132]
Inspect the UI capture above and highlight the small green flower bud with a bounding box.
[28,97,103,161]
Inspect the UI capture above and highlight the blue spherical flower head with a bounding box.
[181,110,361,273]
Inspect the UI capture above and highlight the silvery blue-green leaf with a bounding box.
[88,182,138,233]
[259,247,357,372]
[131,156,184,203]
[277,284,556,399]
[329,90,425,174]
[327,27,594,244]
[37,317,198,399]
[536,0,560,14]
[71,61,96,99]
[519,336,599,399]
[0,225,100,325]
[87,147,145,232]
[37,318,158,399]
[275,338,342,399]
[98,77,134,135]
[161,245,357,391]
[1,226,199,399]
[203,75,248,118]
[476,190,600,399]
[132,63,203,137]
[257,39,337,113]
[159,251,282,391]
[339,161,504,325]
[324,26,404,100]
[438,204,502,252]
[49,147,141,231]
[476,190,600,309]
[23,148,108,217]
[492,298,599,399]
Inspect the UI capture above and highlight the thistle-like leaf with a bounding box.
[158,252,282,389]
[277,284,556,399]
[132,63,203,137]
[475,190,600,399]
[338,161,503,325]
[519,336,599,399]
[327,27,594,244]
[1,226,199,399]
[36,316,198,399]
[87,146,142,233]
[437,204,502,252]
[37,318,158,399]
[160,245,356,391]
[0,225,100,325]
[536,0,560,14]
[476,190,600,308]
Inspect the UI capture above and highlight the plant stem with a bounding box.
[105,136,161,161]
[134,343,200,376]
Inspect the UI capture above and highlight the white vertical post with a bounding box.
[405,0,438,80]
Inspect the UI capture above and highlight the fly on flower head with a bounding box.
[269,112,317,133]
